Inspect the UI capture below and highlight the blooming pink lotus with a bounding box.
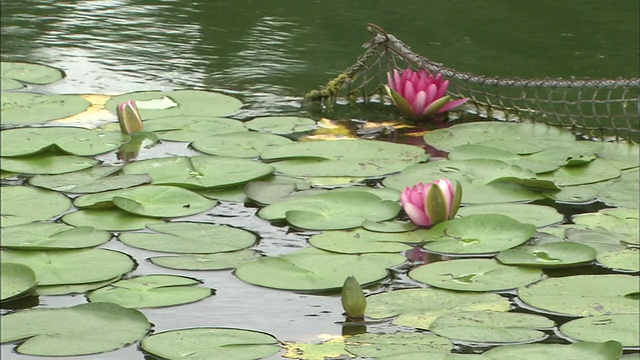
[400,178,462,227]
[385,68,469,119]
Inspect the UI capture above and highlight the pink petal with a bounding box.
[437,97,469,113]
[436,79,449,99]
[424,84,438,107]
[403,202,431,226]
[412,91,427,117]
[403,81,416,104]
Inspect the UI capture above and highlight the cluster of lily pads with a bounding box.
[1,62,639,359]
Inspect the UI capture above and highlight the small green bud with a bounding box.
[341,276,366,319]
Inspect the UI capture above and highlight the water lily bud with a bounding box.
[341,276,366,319]
[400,179,462,227]
[116,100,144,135]
[386,68,468,119]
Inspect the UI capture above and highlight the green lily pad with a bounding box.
[120,222,256,253]
[1,62,64,85]
[565,228,629,254]
[409,259,543,292]
[497,242,597,268]
[36,277,120,296]
[197,186,249,202]
[1,77,24,90]
[597,141,640,170]
[1,222,111,249]
[537,159,621,186]
[1,249,135,286]
[282,338,350,360]
[0,262,37,301]
[87,275,213,308]
[1,92,91,125]
[344,332,452,358]
[1,186,71,227]
[457,203,564,228]
[0,154,98,175]
[543,182,602,204]
[140,328,280,360]
[258,191,401,230]
[244,116,317,134]
[30,166,151,193]
[383,353,491,359]
[598,169,639,208]
[365,288,510,329]
[420,215,536,255]
[481,340,623,360]
[260,139,429,177]
[105,90,243,119]
[518,274,640,316]
[423,122,575,152]
[429,311,554,344]
[573,208,639,244]
[362,220,418,233]
[0,302,151,356]
[559,314,639,347]
[149,249,260,271]
[235,247,405,292]
[244,181,298,205]
[597,248,640,272]
[122,155,274,189]
[143,116,248,142]
[192,131,292,158]
[309,228,413,254]
[62,208,164,231]
[0,127,125,157]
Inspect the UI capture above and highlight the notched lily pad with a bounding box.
[192,131,292,158]
[1,186,71,228]
[1,222,111,249]
[30,166,151,194]
[143,116,248,142]
[0,127,125,157]
[149,249,260,271]
[244,116,317,134]
[497,242,597,268]
[1,62,64,85]
[559,314,639,347]
[1,92,92,125]
[0,262,37,301]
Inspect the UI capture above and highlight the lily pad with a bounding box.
[457,203,564,228]
[0,302,151,356]
[597,141,640,170]
[598,170,639,208]
[36,277,120,296]
[0,262,37,301]
[235,247,405,292]
[143,116,248,142]
[518,274,640,316]
[409,258,544,292]
[122,155,274,189]
[309,228,413,254]
[62,208,164,231]
[344,332,452,358]
[559,314,640,347]
[0,127,125,157]
[260,139,429,177]
[481,340,623,360]
[0,154,98,175]
[362,220,418,233]
[1,77,23,90]
[1,186,71,227]
[87,275,213,308]
[496,242,597,268]
[429,311,554,344]
[0,249,135,286]
[105,90,243,119]
[29,166,151,194]
[119,222,256,253]
[258,191,401,230]
[149,249,260,271]
[140,328,280,360]
[420,215,536,255]
[244,116,317,134]
[192,131,292,158]
[597,248,640,272]
[565,228,629,254]
[1,222,112,249]
[572,208,639,244]
[1,92,91,125]
[536,159,621,186]
[365,288,511,329]
[1,62,64,85]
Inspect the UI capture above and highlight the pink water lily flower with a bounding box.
[400,179,462,227]
[385,68,469,119]
[116,100,144,135]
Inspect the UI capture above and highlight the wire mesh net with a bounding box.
[306,24,640,142]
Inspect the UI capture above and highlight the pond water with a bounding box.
[1,1,639,359]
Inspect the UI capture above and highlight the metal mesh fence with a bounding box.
[306,24,640,142]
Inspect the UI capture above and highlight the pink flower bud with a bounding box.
[400,178,462,227]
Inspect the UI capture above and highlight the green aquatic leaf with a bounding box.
[62,208,164,231]
[192,131,292,158]
[149,249,259,271]
[345,332,452,358]
[1,222,111,249]
[497,242,597,268]
[457,203,563,228]
[597,248,640,272]
[1,92,91,125]
[0,127,125,157]
[559,314,639,347]
[481,340,622,360]
[1,62,64,85]
[143,116,248,141]
[0,154,98,175]
[1,186,71,227]
[30,166,151,194]
[309,228,414,254]
[0,262,37,301]
[244,116,316,134]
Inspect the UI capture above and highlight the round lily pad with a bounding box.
[597,249,640,272]
[88,275,214,308]
[0,127,125,157]
[536,159,621,186]
[309,229,414,254]
[122,155,274,189]
[1,92,91,125]
[0,262,37,301]
[140,328,280,360]
[0,302,151,356]
[1,77,24,90]
[598,170,639,208]
[497,242,597,268]
[244,116,317,134]
[480,340,623,360]
[192,131,292,158]
[1,186,71,227]
[344,332,452,358]
[235,247,405,292]
[409,258,544,292]
[597,141,640,170]
[105,90,243,119]
[30,166,151,194]
[365,288,511,329]
[62,209,164,231]
[457,203,563,228]
[429,311,554,344]
[518,274,639,316]
[1,222,112,249]
[0,248,135,286]
[0,154,98,175]
[37,277,120,296]
[119,222,256,253]
[1,62,64,85]
[420,214,536,255]
[362,220,418,233]
[572,208,639,244]
[143,116,248,142]
[149,249,260,271]
[559,314,639,347]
